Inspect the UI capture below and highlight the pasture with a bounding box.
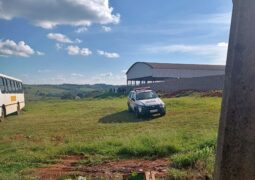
[0,95,221,179]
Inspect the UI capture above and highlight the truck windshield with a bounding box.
[136,91,158,100]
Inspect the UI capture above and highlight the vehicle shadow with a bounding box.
[99,110,161,124]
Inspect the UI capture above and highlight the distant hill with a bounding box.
[24,84,118,101]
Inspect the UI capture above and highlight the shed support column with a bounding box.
[214,0,255,179]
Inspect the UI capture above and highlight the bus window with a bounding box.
[9,80,13,93]
[13,81,16,92]
[20,82,23,92]
[0,78,4,93]
[14,81,18,92]
[2,78,7,93]
[11,80,15,93]
[10,80,14,93]
[7,79,12,93]
[14,81,19,93]
[4,78,8,93]
[17,82,22,93]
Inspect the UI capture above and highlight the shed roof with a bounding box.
[0,73,22,82]
[126,62,225,74]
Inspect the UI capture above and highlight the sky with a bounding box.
[0,0,232,85]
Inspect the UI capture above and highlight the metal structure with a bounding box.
[126,62,225,86]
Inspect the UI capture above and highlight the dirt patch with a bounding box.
[162,90,201,98]
[34,156,170,179]
[9,134,29,141]
[51,135,66,145]
[200,90,222,97]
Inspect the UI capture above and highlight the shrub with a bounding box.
[172,144,215,169]
[117,136,179,157]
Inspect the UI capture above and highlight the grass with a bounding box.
[0,95,221,179]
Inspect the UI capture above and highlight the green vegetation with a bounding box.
[0,95,221,179]
[24,84,118,101]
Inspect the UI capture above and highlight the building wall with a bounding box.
[152,69,225,78]
[134,75,225,93]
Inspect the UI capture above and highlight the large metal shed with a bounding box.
[126,62,225,86]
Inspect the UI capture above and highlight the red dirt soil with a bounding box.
[35,155,170,180]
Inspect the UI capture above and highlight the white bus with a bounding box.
[0,73,25,121]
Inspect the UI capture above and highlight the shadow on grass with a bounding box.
[99,110,160,123]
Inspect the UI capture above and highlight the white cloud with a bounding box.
[66,45,92,56]
[121,69,127,74]
[217,42,228,47]
[75,26,88,33]
[71,73,84,77]
[89,72,125,85]
[47,33,73,43]
[100,72,113,77]
[22,71,126,85]
[97,50,120,59]
[36,51,45,56]
[169,13,231,25]
[56,43,63,50]
[199,13,231,25]
[75,38,82,44]
[80,48,92,56]
[66,45,80,55]
[38,69,52,73]
[0,39,35,57]
[48,33,82,46]
[145,42,228,65]
[102,26,111,32]
[0,0,120,29]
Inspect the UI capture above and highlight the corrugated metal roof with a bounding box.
[144,62,225,70]
[0,73,22,82]
[126,62,225,74]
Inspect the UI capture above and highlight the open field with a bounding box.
[24,84,116,101]
[0,95,221,179]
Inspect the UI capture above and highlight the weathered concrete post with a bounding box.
[214,0,255,179]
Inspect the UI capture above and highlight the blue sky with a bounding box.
[0,0,232,85]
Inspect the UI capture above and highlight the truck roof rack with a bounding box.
[133,87,151,91]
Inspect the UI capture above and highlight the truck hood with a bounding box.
[137,98,164,106]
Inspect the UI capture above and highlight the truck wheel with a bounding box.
[135,108,141,118]
[128,104,132,112]
[160,111,166,116]
[16,103,21,115]
[1,107,6,122]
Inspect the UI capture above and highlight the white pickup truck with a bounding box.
[127,88,166,118]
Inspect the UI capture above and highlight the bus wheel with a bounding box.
[17,103,21,115]
[1,107,6,122]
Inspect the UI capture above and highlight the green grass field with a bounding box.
[0,95,221,179]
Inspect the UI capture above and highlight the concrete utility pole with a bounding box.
[214,0,255,179]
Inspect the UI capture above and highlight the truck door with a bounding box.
[130,92,136,110]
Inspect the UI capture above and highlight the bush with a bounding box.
[172,139,216,170]
[172,147,213,169]
[60,93,75,100]
[117,137,179,157]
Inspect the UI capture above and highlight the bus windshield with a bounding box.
[136,91,158,100]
